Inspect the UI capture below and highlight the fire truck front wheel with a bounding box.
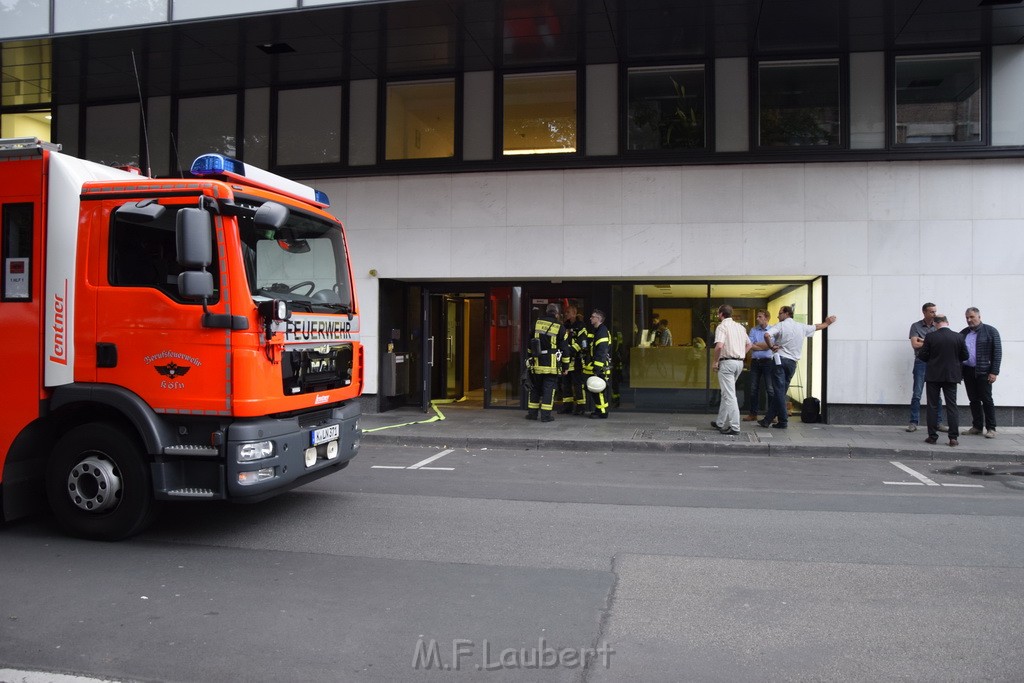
[46,423,161,541]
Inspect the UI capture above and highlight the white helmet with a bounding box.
[586,375,607,393]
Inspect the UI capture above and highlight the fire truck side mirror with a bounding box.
[178,270,214,300]
[176,207,213,269]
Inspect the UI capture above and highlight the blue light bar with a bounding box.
[189,153,330,208]
[191,153,245,177]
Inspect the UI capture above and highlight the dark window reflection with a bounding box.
[759,59,840,148]
[895,53,981,144]
[627,65,706,151]
[503,0,577,65]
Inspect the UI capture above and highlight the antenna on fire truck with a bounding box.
[131,50,152,178]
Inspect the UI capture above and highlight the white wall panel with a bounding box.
[868,163,920,221]
[622,168,682,225]
[742,165,805,222]
[348,229,397,281]
[805,221,869,275]
[867,221,919,275]
[826,341,868,403]
[463,71,494,161]
[621,224,682,275]
[972,220,1024,274]
[564,169,622,225]
[918,222,972,274]
[682,224,743,276]
[971,275,1024,342]
[865,340,911,405]
[870,275,919,341]
[849,52,885,149]
[396,228,451,278]
[918,274,974,322]
[804,163,868,221]
[507,171,564,226]
[451,227,509,278]
[971,160,1024,219]
[563,224,623,275]
[344,177,399,231]
[398,175,452,229]
[451,173,507,228]
[991,46,1024,146]
[506,225,565,276]
[919,161,973,220]
[680,167,743,223]
[825,276,872,341]
[741,221,805,274]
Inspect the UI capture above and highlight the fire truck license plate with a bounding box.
[311,424,340,446]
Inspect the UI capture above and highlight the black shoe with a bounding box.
[710,421,722,430]
[924,435,938,444]
[770,423,787,429]
[541,413,554,422]
[720,427,740,435]
[757,420,771,428]
[589,412,608,419]
[525,412,538,421]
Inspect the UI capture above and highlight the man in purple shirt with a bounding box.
[961,307,1002,438]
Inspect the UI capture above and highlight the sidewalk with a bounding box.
[360,402,1023,462]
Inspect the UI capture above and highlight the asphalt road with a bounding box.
[2,445,1023,682]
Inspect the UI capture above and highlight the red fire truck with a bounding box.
[0,138,363,540]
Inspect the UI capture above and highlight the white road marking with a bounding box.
[0,670,121,683]
[371,449,456,471]
[886,462,984,488]
[408,449,455,469]
[890,461,940,486]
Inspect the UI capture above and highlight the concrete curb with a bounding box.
[361,432,1022,462]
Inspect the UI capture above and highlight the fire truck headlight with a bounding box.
[238,440,274,462]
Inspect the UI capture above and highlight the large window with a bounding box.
[276,86,342,166]
[627,65,706,151]
[85,102,140,168]
[502,72,576,155]
[178,94,237,168]
[758,59,841,148]
[386,79,455,160]
[895,53,981,145]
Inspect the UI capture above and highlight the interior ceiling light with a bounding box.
[257,42,295,54]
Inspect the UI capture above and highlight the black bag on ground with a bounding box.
[801,397,821,423]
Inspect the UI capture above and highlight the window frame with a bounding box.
[753,55,848,152]
[623,62,710,155]
[889,50,988,149]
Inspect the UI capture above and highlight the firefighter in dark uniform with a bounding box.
[526,303,570,422]
[583,309,612,419]
[558,305,582,414]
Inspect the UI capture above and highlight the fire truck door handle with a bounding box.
[96,342,118,368]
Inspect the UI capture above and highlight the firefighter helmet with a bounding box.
[586,375,607,393]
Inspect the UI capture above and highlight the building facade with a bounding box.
[2,0,1022,422]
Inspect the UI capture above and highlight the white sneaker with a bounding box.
[937,424,949,433]
[985,429,996,439]
[905,423,917,432]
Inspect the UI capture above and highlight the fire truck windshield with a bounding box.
[239,206,353,313]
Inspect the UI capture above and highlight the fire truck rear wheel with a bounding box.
[46,423,161,541]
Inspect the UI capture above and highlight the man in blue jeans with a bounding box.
[907,302,945,433]
[758,306,837,429]
[744,309,775,423]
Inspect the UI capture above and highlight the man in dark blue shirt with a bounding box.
[744,309,775,423]
[961,307,1002,438]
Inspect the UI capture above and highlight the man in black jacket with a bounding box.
[961,307,1002,438]
[918,315,969,447]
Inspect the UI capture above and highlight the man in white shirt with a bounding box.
[758,306,837,429]
[711,304,753,435]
